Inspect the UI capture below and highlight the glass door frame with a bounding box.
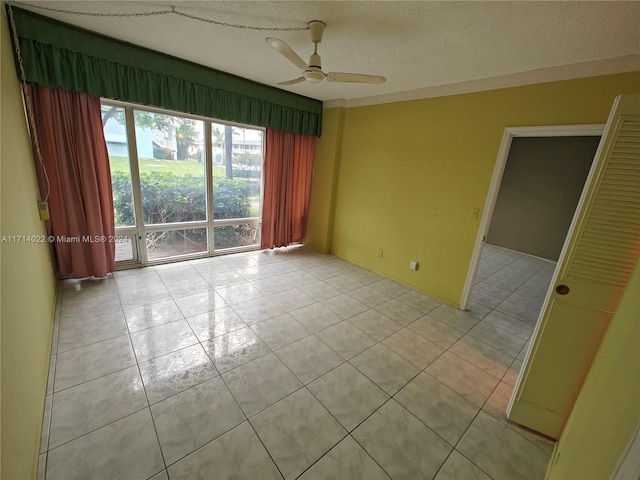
[102,99,264,267]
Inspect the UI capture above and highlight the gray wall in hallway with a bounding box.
[487,136,600,261]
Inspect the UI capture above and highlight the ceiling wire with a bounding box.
[14,2,310,31]
[8,3,51,203]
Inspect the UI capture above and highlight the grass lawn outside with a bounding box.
[109,155,226,177]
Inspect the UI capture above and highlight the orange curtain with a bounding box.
[261,129,316,249]
[28,85,115,278]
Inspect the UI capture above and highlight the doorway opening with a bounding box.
[461,124,605,311]
[460,125,605,438]
[467,134,603,328]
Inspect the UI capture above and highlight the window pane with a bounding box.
[102,104,135,227]
[134,110,206,224]
[212,124,262,220]
[214,224,260,250]
[114,235,137,262]
[146,228,208,260]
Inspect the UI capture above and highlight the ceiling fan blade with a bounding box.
[278,77,306,86]
[266,38,307,70]
[326,72,386,84]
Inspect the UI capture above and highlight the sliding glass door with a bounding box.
[101,101,263,266]
[132,109,208,261]
[212,123,263,250]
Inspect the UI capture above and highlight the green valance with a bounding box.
[7,6,322,136]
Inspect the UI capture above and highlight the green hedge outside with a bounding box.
[111,171,255,249]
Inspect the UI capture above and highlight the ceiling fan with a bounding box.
[266,20,386,86]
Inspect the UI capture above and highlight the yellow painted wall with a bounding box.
[1,4,57,479]
[315,72,640,305]
[306,107,344,253]
[546,257,640,479]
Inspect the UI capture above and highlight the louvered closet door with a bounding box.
[507,94,640,440]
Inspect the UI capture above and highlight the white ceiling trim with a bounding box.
[324,55,640,109]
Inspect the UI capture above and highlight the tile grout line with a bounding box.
[117,275,169,476]
[132,349,170,475]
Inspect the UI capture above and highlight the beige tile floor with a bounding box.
[38,244,556,480]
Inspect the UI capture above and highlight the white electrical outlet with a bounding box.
[409,260,419,271]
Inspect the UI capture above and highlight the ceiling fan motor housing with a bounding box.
[308,52,322,69]
[304,68,325,83]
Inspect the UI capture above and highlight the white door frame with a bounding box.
[459,124,605,310]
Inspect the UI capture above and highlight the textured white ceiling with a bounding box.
[13,1,640,104]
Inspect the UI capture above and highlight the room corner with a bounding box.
[1,3,58,478]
